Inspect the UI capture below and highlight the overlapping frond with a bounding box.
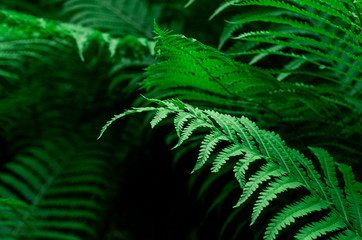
[338,163,362,235]
[0,9,153,85]
[0,137,113,239]
[295,213,346,240]
[99,98,362,240]
[1,1,360,240]
[143,25,352,125]
[234,162,284,208]
[212,0,362,91]
[62,0,162,38]
[264,195,329,240]
[193,131,229,173]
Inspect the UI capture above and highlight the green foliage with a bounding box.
[99,98,361,239]
[143,22,361,167]
[61,0,162,38]
[213,0,361,103]
[144,24,356,122]
[0,5,151,239]
[0,0,361,239]
[0,138,112,239]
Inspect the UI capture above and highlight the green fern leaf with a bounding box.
[204,110,237,140]
[233,0,359,39]
[234,162,285,208]
[295,213,346,240]
[0,138,116,239]
[226,115,258,152]
[233,151,264,189]
[173,118,211,149]
[310,147,350,223]
[264,195,329,240]
[143,24,283,116]
[211,144,243,173]
[62,0,161,38]
[258,130,317,194]
[150,108,173,128]
[192,131,229,173]
[238,116,271,157]
[330,229,362,240]
[338,163,362,235]
[288,148,330,201]
[210,0,238,20]
[251,175,303,225]
[98,107,157,139]
[173,111,193,137]
[99,98,361,240]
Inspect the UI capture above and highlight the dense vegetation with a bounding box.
[0,0,361,239]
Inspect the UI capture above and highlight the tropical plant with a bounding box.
[0,0,361,239]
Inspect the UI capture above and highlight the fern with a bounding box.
[209,1,362,146]
[1,0,361,239]
[0,8,157,239]
[212,0,361,88]
[0,198,32,239]
[99,98,361,239]
[264,195,329,240]
[142,23,359,133]
[338,163,362,235]
[193,130,229,173]
[0,9,153,83]
[0,137,113,239]
[234,162,284,207]
[61,0,162,38]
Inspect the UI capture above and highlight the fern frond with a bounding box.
[193,131,229,173]
[251,175,303,225]
[295,213,346,240]
[338,163,362,235]
[98,107,157,139]
[330,229,362,240]
[62,0,161,38]
[174,118,212,149]
[143,24,286,118]
[288,148,330,201]
[238,117,272,157]
[265,195,330,240]
[234,162,284,208]
[232,0,359,39]
[261,131,319,192]
[233,32,361,76]
[212,0,362,114]
[310,147,350,223]
[233,151,264,189]
[99,98,361,240]
[210,0,239,20]
[0,9,152,69]
[144,24,357,130]
[0,138,115,239]
[211,144,243,173]
[150,108,173,128]
[173,111,193,137]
